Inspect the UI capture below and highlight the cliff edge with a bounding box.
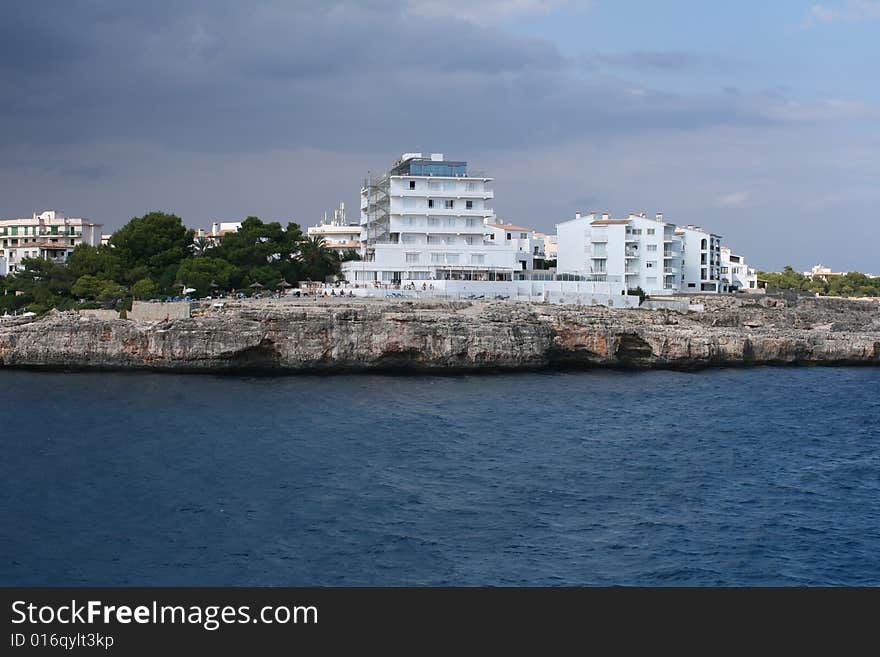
[0,295,878,372]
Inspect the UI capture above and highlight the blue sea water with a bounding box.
[0,367,878,586]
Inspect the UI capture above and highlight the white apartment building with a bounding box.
[342,153,518,283]
[556,211,681,296]
[721,247,758,291]
[0,210,103,273]
[307,202,362,253]
[484,222,545,270]
[676,225,723,292]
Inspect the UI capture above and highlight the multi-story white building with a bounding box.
[307,202,362,253]
[484,222,545,271]
[721,247,758,291]
[556,211,681,296]
[342,153,519,283]
[0,210,103,273]
[676,225,723,292]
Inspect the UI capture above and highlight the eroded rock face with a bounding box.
[0,295,878,372]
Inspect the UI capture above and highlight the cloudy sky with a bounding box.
[2,0,878,271]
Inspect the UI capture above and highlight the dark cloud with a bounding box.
[0,1,767,155]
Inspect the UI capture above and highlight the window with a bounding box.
[701,238,707,249]
[701,268,708,279]
[444,200,454,209]
[688,283,696,288]
[647,228,655,235]
[429,181,442,191]
[409,180,415,190]
[442,217,456,227]
[490,234,495,240]
[445,236,456,244]
[646,244,657,252]
[464,236,476,245]
[466,182,478,192]
[466,200,473,209]
[446,253,460,264]
[431,252,444,263]
[427,217,439,227]
[646,261,656,268]
[471,254,485,265]
[401,234,418,244]
[632,229,642,235]
[403,198,417,209]
[506,233,511,240]
[520,233,527,239]
[465,218,479,227]
[428,199,434,208]
[405,253,420,264]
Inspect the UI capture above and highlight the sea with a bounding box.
[1,367,878,586]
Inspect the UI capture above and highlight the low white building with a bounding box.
[556,211,681,296]
[534,232,558,260]
[721,247,758,291]
[803,263,846,281]
[0,210,103,273]
[342,153,520,283]
[307,202,362,253]
[676,225,723,292]
[484,222,545,271]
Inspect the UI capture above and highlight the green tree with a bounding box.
[110,211,193,283]
[71,274,106,299]
[130,278,161,300]
[296,236,340,282]
[175,257,240,297]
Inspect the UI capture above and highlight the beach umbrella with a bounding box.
[249,282,264,289]
[277,280,292,289]
[209,281,220,289]
[172,282,185,289]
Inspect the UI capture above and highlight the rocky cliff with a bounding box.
[0,295,878,372]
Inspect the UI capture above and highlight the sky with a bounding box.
[1,0,878,272]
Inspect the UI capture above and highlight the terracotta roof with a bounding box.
[486,223,533,232]
[591,219,630,225]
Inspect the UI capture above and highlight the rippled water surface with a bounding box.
[1,367,878,585]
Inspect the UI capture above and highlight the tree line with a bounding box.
[758,266,880,297]
[1,212,360,315]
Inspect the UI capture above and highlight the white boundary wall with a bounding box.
[336,280,640,308]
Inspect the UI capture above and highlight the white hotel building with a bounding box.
[0,210,103,274]
[676,225,723,292]
[342,153,519,283]
[556,212,681,296]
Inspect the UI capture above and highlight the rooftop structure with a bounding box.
[307,202,362,252]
